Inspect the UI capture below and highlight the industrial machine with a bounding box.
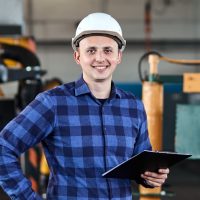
[137,51,200,200]
[0,37,46,198]
[0,38,46,126]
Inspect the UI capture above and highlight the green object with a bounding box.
[175,104,200,159]
[147,75,183,83]
[148,74,160,82]
[159,75,183,83]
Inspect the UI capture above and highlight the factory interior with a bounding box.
[0,0,200,199]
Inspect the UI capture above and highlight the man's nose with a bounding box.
[95,51,105,62]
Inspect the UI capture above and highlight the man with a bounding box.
[0,13,169,200]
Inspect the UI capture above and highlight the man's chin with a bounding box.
[94,76,111,82]
[94,78,105,82]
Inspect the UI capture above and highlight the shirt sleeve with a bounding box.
[0,92,55,199]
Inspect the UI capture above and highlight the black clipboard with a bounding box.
[102,150,192,179]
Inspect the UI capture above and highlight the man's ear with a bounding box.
[117,50,122,64]
[74,51,80,65]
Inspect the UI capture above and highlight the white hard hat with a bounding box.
[72,12,126,51]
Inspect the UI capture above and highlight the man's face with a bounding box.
[74,35,122,84]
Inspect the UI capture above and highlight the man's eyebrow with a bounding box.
[103,46,113,49]
[85,46,113,50]
[86,46,96,50]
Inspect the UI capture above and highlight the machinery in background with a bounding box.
[137,51,200,200]
[0,37,64,200]
[0,37,46,197]
[0,38,46,108]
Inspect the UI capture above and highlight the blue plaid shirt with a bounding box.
[0,76,151,200]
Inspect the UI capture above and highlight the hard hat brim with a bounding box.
[72,30,126,51]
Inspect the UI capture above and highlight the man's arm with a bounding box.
[0,93,54,199]
[0,142,43,200]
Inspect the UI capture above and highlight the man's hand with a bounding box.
[141,168,170,187]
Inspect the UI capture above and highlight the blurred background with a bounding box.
[0,0,200,199]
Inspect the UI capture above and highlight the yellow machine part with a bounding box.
[142,82,163,151]
[0,36,36,68]
[139,81,164,200]
[0,37,36,52]
[40,152,50,175]
[183,73,200,93]
[0,36,37,95]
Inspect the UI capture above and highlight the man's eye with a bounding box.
[104,49,112,54]
[87,49,95,54]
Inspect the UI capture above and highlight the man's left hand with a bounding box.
[141,168,170,187]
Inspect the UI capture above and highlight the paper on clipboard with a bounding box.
[102,150,192,179]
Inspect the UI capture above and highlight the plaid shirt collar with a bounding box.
[75,75,122,99]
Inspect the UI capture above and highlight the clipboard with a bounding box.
[102,150,192,179]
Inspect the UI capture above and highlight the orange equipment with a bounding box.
[140,54,163,200]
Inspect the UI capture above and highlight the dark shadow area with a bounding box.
[132,159,200,200]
